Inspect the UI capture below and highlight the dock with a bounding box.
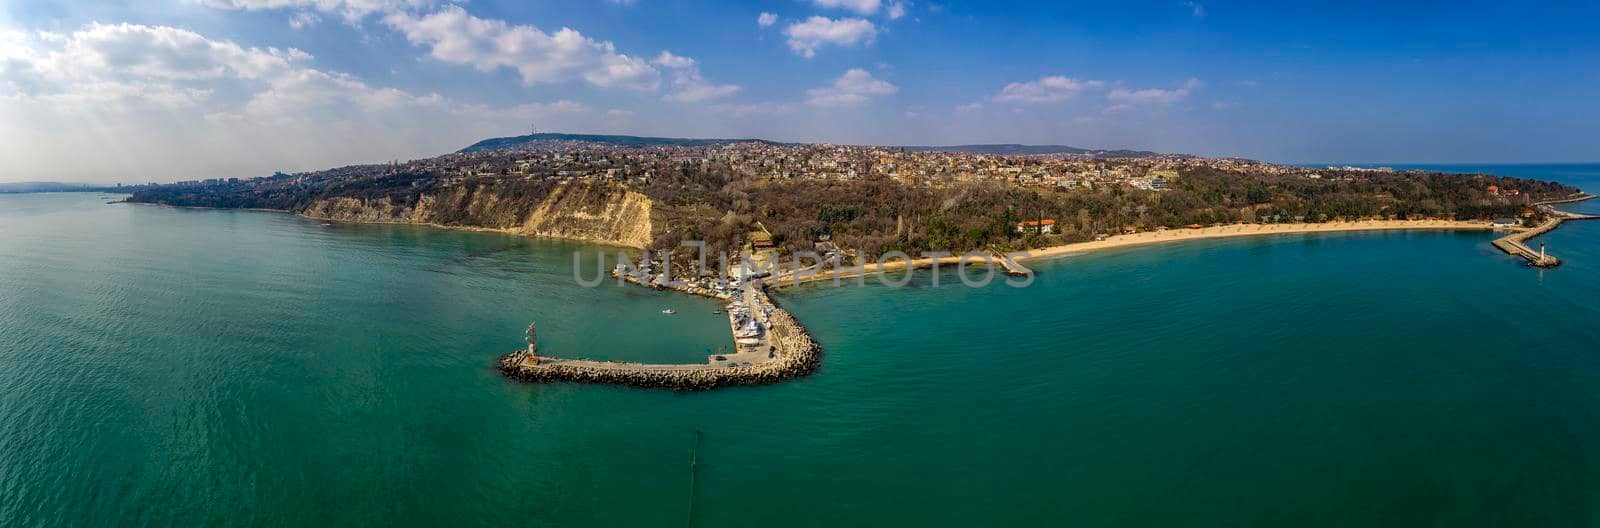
[1490,194,1598,268]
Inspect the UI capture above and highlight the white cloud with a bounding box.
[812,0,880,15]
[992,75,1105,103]
[708,102,795,117]
[783,16,877,58]
[1184,1,1206,17]
[806,68,896,107]
[650,50,696,69]
[0,22,310,107]
[887,2,909,20]
[0,22,478,120]
[0,22,592,182]
[198,0,440,24]
[383,6,660,90]
[1106,78,1202,106]
[652,51,739,103]
[954,102,983,112]
[757,12,779,28]
[605,108,634,118]
[288,11,322,30]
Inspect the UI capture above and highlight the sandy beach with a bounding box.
[788,219,1502,285]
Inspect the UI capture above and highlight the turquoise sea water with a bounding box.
[2,166,1599,526]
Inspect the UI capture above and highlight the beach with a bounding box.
[789,219,1499,285]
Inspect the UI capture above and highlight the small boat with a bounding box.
[713,310,724,314]
[661,309,677,315]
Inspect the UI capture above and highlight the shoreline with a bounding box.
[1023,220,1498,261]
[499,219,1522,391]
[789,219,1505,286]
[123,196,1595,391]
[299,211,650,251]
[119,201,649,251]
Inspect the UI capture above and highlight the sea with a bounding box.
[2,164,1599,526]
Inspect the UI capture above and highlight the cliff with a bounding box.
[302,180,654,248]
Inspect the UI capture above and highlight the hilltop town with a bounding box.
[166,136,1269,193]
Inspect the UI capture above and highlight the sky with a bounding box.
[3,1,1600,183]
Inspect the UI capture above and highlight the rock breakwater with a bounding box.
[496,300,822,391]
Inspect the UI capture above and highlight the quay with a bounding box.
[1491,194,1598,268]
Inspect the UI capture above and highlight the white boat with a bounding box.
[734,320,763,339]
[661,309,676,315]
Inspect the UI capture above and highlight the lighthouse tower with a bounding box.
[524,323,539,364]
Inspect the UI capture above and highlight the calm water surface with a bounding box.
[2,183,1599,526]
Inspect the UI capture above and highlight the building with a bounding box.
[749,231,775,249]
[1016,219,1056,234]
[1493,218,1520,228]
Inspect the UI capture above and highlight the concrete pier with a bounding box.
[990,246,1032,277]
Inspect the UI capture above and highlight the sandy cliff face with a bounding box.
[302,181,654,248]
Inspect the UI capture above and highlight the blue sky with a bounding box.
[3,0,1599,182]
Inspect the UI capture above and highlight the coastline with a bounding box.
[118,196,1595,391]
[790,219,1502,286]
[1022,219,1497,261]
[498,219,1509,391]
[119,201,650,251]
[299,211,651,251]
